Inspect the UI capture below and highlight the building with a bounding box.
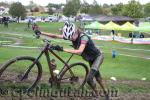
[26,6,49,16]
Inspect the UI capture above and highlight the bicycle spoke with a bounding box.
[0,56,42,91]
[59,63,88,89]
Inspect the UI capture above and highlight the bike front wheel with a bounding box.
[0,56,42,91]
[59,62,89,89]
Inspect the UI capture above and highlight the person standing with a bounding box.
[3,17,8,28]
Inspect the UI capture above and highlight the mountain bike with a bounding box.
[0,36,89,92]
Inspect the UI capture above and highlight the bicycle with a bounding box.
[0,35,89,92]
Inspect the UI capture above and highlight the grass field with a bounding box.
[0,22,150,98]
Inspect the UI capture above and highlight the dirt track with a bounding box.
[0,35,150,99]
[1,75,150,100]
[0,93,150,100]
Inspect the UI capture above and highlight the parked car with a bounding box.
[34,17,42,22]
[19,16,35,23]
[58,15,76,22]
[8,17,17,22]
[44,16,58,22]
[44,18,50,22]
[19,18,30,23]
[58,15,68,22]
[81,16,93,21]
[68,16,75,22]
[49,16,58,22]
[79,14,93,21]
[145,17,150,21]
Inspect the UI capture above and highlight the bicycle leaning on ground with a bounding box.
[0,34,89,92]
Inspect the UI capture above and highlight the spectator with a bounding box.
[133,33,136,38]
[96,30,100,34]
[3,17,8,28]
[140,33,144,38]
[128,32,132,38]
[32,23,39,31]
[0,17,2,24]
[27,19,32,28]
[112,50,116,58]
[111,30,115,35]
[111,30,115,40]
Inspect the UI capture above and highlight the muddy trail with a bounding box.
[0,72,150,100]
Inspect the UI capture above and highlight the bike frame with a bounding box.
[23,43,75,82]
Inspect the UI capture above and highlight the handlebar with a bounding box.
[33,31,51,44]
[33,32,62,51]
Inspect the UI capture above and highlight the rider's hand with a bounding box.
[53,45,63,51]
[34,30,41,35]
[34,30,41,38]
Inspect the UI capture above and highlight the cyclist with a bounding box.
[35,22,108,98]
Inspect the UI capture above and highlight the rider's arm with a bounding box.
[41,32,63,39]
[63,35,88,54]
[63,44,86,55]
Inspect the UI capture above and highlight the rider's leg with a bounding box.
[90,53,108,96]
[86,69,99,96]
[95,72,109,100]
[95,71,107,95]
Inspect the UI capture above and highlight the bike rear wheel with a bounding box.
[59,62,89,89]
[0,56,42,92]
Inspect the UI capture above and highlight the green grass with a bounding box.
[0,46,150,81]
[102,52,150,80]
[0,23,150,80]
[0,22,150,93]
[108,84,150,93]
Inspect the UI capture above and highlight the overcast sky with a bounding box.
[1,0,150,6]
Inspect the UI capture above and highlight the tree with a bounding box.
[28,1,37,12]
[88,0,102,15]
[48,8,54,15]
[103,3,109,8]
[0,2,9,7]
[144,3,150,17]
[63,1,76,17]
[63,0,81,17]
[102,8,112,15]
[80,0,90,13]
[47,3,61,9]
[9,2,26,23]
[101,4,112,15]
[111,3,124,15]
[122,0,143,18]
[47,3,63,15]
